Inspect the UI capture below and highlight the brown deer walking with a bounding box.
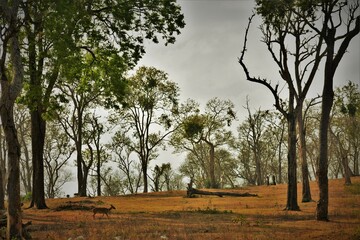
[92,205,116,219]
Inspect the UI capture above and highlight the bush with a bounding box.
[21,192,32,202]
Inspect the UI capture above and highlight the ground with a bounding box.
[22,177,360,240]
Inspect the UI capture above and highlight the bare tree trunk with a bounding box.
[29,111,48,208]
[142,161,148,193]
[0,158,4,210]
[0,132,5,210]
[298,104,312,202]
[285,94,300,211]
[97,150,101,196]
[316,29,335,221]
[341,155,352,185]
[208,143,217,188]
[316,82,333,221]
[277,123,285,184]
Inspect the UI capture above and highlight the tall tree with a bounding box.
[172,98,236,188]
[19,0,185,206]
[298,1,360,221]
[14,104,32,194]
[334,82,360,176]
[239,0,341,209]
[83,113,107,196]
[0,0,24,238]
[56,57,104,196]
[113,66,180,193]
[237,102,280,186]
[44,122,74,198]
[108,131,143,194]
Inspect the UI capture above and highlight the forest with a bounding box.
[0,0,359,239]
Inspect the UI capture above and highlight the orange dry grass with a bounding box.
[23,177,360,240]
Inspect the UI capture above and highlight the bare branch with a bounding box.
[239,14,287,117]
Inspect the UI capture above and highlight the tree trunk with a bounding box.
[26,13,47,209]
[0,134,5,210]
[298,104,312,202]
[0,33,24,239]
[278,138,283,184]
[142,161,148,193]
[316,31,335,221]
[285,94,300,211]
[208,143,217,188]
[0,165,4,210]
[341,155,352,185]
[29,110,48,209]
[316,86,333,220]
[254,148,262,186]
[76,147,85,196]
[0,134,4,209]
[97,150,101,196]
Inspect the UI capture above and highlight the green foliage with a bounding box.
[256,0,319,30]
[335,81,360,117]
[111,66,180,192]
[183,115,205,139]
[21,192,32,202]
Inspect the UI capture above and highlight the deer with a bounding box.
[92,204,116,219]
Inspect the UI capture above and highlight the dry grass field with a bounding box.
[22,177,360,240]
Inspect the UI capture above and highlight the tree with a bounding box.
[266,110,287,184]
[150,163,171,192]
[14,104,32,194]
[19,0,185,207]
[235,100,287,187]
[113,66,180,193]
[172,98,236,188]
[108,131,143,194]
[299,1,360,221]
[84,113,108,197]
[0,0,24,237]
[239,0,347,209]
[240,99,269,186]
[329,82,360,185]
[44,122,74,198]
[335,82,360,176]
[56,54,105,196]
[239,11,300,209]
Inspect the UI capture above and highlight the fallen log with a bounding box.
[186,181,258,198]
[187,188,258,198]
